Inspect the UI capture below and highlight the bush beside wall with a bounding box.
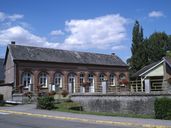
[154,97,171,120]
[0,94,4,106]
[37,96,55,110]
[0,94,3,101]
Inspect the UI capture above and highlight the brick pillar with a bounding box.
[94,72,100,92]
[33,70,39,94]
[62,71,68,91]
[116,72,120,84]
[84,72,89,92]
[76,72,80,93]
[48,71,55,84]
[18,70,23,93]
[106,72,110,81]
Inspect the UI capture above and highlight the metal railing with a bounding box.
[130,78,163,92]
[71,81,129,94]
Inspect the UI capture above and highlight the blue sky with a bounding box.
[0,0,171,61]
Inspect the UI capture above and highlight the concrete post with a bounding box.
[102,81,107,94]
[28,84,33,92]
[48,84,52,92]
[145,79,150,93]
[68,82,72,93]
[52,84,56,91]
[80,86,84,93]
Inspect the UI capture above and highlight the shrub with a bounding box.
[154,97,171,120]
[37,96,55,110]
[61,90,68,97]
[0,94,3,101]
[0,94,4,106]
[48,91,56,96]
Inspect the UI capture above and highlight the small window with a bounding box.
[39,72,48,88]
[22,72,32,88]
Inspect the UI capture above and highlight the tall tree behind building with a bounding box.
[128,20,146,74]
[128,21,171,74]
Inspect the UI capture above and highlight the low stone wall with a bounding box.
[0,83,13,100]
[12,93,37,103]
[71,92,171,115]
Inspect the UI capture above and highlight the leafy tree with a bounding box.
[128,21,171,74]
[147,32,169,63]
[129,20,145,74]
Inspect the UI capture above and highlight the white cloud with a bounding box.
[148,11,164,18]
[62,14,129,50]
[0,26,60,48]
[8,14,24,21]
[111,45,126,50]
[0,11,23,22]
[0,14,129,52]
[50,30,64,36]
[0,12,6,21]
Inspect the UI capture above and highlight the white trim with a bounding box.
[163,57,171,69]
[139,60,164,76]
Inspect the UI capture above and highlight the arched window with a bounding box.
[54,73,63,88]
[119,73,126,80]
[109,74,116,86]
[99,74,105,82]
[80,73,84,86]
[88,74,94,83]
[22,72,32,88]
[88,73,94,93]
[39,72,48,88]
[68,73,76,93]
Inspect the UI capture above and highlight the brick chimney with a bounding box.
[111,53,115,56]
[11,41,15,44]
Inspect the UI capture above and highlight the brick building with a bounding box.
[4,43,128,94]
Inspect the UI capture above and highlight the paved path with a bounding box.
[0,104,171,128]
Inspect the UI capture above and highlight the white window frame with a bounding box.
[99,74,105,83]
[54,73,63,88]
[88,74,94,93]
[68,73,76,93]
[39,72,48,88]
[119,73,126,86]
[22,72,32,88]
[109,74,116,86]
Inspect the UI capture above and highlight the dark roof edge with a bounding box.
[131,60,163,78]
[8,44,118,57]
[14,59,128,67]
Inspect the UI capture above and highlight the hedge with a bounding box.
[154,97,171,120]
[37,96,55,110]
[0,94,4,106]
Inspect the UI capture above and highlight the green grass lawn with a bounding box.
[54,101,154,119]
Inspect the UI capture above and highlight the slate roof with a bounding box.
[0,58,4,81]
[131,61,160,78]
[7,44,127,67]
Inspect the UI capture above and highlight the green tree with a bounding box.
[129,20,145,74]
[128,21,171,74]
[147,32,169,63]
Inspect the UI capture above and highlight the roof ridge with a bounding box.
[7,44,127,66]
[8,44,114,57]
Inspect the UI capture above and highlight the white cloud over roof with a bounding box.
[0,13,129,52]
[0,11,23,22]
[148,11,164,18]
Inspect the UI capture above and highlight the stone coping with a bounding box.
[71,92,171,97]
